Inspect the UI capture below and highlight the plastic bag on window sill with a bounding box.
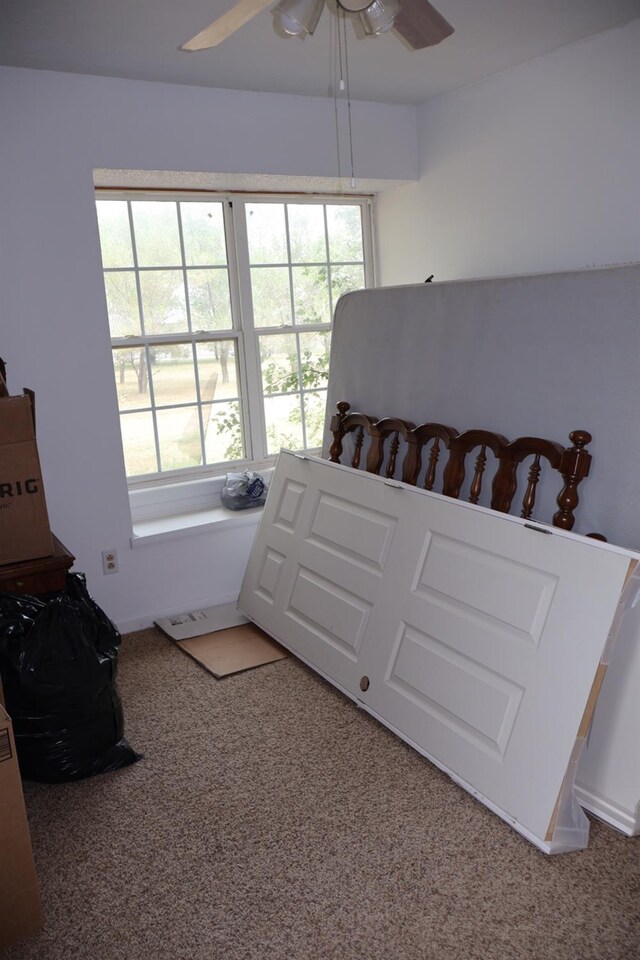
[0,572,142,783]
[221,470,268,511]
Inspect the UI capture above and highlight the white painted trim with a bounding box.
[575,785,640,837]
[129,463,275,543]
[130,504,262,547]
[129,474,226,522]
[93,168,411,196]
[129,465,275,523]
[117,590,241,635]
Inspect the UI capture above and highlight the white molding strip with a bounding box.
[117,591,241,635]
[575,785,640,837]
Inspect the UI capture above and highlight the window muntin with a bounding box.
[112,339,244,476]
[96,192,371,482]
[258,329,331,454]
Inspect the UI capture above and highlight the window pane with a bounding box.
[104,272,141,337]
[120,411,158,476]
[331,263,365,305]
[96,201,133,268]
[181,202,227,266]
[98,193,371,480]
[132,201,182,267]
[292,265,331,325]
[187,269,232,331]
[113,347,152,411]
[288,204,326,263]
[205,401,245,463]
[196,341,240,403]
[246,203,287,263]
[303,389,327,449]
[251,266,291,328]
[260,333,300,396]
[327,205,364,262]
[298,331,330,390]
[139,270,188,334]
[157,406,203,471]
[149,344,197,407]
[264,394,304,455]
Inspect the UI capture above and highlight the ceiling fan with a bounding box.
[180,0,454,52]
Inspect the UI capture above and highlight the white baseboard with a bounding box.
[575,785,640,837]
[116,591,241,635]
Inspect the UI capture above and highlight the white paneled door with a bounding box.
[239,452,638,853]
[241,458,400,696]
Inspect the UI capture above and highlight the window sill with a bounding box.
[128,464,276,546]
[131,504,263,547]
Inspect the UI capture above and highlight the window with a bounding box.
[95,192,373,485]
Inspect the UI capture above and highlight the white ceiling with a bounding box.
[1,0,638,105]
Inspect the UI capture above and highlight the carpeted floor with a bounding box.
[4,627,640,960]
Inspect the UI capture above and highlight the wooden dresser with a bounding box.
[0,535,74,595]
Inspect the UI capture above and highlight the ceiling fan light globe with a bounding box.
[358,0,400,35]
[273,0,325,36]
[273,9,305,35]
[337,0,373,10]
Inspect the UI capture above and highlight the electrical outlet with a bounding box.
[102,549,119,575]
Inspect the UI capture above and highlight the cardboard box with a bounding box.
[0,704,44,949]
[0,393,53,565]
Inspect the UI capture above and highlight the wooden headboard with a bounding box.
[328,401,599,536]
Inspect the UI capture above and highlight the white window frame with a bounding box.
[95,189,375,525]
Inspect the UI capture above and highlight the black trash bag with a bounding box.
[0,572,141,783]
[221,470,268,510]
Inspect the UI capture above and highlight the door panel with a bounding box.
[239,452,637,851]
[240,454,402,691]
[286,565,372,660]
[413,531,558,646]
[383,621,524,759]
[308,493,397,572]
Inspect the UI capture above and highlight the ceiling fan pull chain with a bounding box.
[342,10,357,187]
[337,6,346,91]
[330,9,343,181]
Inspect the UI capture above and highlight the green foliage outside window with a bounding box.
[214,349,330,460]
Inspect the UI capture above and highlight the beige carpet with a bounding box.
[5,628,640,960]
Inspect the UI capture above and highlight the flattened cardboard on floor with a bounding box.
[176,623,288,678]
[0,705,43,949]
[154,602,249,641]
[0,393,53,565]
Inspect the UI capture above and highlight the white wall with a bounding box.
[0,66,418,630]
[377,19,640,285]
[4,14,639,631]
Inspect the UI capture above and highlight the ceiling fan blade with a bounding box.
[181,0,276,50]
[393,0,454,50]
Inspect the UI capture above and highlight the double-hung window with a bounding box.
[95,192,373,488]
